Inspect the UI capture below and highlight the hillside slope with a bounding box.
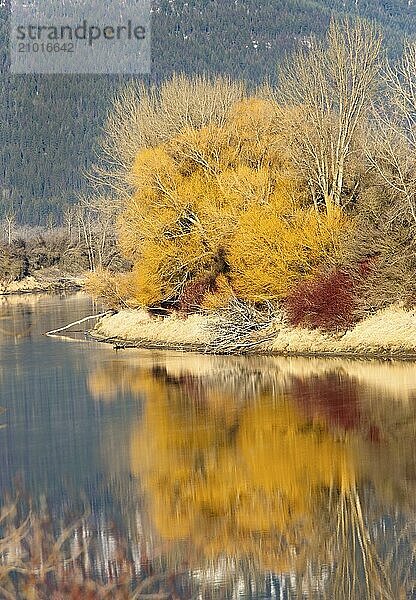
[1,0,415,223]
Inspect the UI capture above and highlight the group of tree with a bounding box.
[0,199,125,289]
[1,0,415,224]
[87,18,416,330]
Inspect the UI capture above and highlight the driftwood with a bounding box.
[45,312,111,337]
[89,332,416,359]
[88,329,277,355]
[86,299,278,354]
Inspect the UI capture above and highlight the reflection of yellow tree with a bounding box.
[130,371,358,574]
[89,358,410,598]
[238,401,355,528]
[88,363,165,401]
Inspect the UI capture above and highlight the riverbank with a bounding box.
[0,269,84,296]
[90,303,416,358]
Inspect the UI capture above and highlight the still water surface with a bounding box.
[1,293,416,598]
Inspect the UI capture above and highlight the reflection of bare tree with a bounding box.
[86,353,416,598]
[0,300,33,341]
[324,485,395,600]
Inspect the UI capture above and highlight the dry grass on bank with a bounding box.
[266,304,416,355]
[0,271,84,296]
[91,303,416,357]
[93,308,220,346]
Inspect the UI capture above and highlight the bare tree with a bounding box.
[89,74,246,196]
[368,41,416,225]
[63,206,76,244]
[276,19,381,212]
[2,211,17,244]
[75,194,121,272]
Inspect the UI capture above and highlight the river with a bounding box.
[0,293,415,599]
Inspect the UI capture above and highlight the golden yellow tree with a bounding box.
[90,79,350,309]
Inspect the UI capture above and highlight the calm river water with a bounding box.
[1,293,416,599]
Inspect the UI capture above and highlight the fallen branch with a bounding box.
[89,329,277,355]
[45,312,110,336]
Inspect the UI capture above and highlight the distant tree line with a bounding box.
[0,199,127,288]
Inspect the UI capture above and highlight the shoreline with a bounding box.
[89,331,416,360]
[90,304,416,360]
[0,273,84,297]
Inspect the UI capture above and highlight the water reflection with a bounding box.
[89,353,416,598]
[0,295,35,341]
[1,295,416,598]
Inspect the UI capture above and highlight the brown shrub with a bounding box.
[341,184,416,317]
[0,240,29,283]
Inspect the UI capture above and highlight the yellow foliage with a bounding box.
[129,366,357,570]
[227,98,283,168]
[131,146,181,191]
[127,232,219,307]
[229,98,276,138]
[95,87,351,309]
[217,165,273,208]
[167,124,230,176]
[230,206,348,302]
[202,274,235,310]
[84,269,135,309]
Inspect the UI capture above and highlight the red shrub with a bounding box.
[292,372,381,442]
[285,268,358,331]
[177,275,214,313]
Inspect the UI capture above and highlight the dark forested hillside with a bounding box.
[1,0,415,224]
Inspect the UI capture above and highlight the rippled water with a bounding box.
[1,293,416,599]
